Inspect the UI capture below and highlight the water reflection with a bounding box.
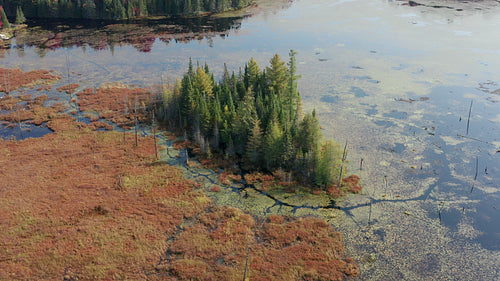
[2,16,245,56]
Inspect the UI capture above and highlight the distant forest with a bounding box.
[161,52,344,187]
[0,0,251,20]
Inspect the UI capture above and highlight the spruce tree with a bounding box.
[82,0,97,18]
[263,114,283,170]
[297,110,322,159]
[193,66,214,97]
[266,54,288,96]
[0,6,10,29]
[315,140,336,187]
[243,118,263,169]
[244,57,260,89]
[237,87,257,130]
[280,127,295,170]
[184,0,192,14]
[15,6,26,24]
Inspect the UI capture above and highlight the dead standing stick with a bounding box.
[466,100,473,135]
[337,140,348,188]
[470,156,478,193]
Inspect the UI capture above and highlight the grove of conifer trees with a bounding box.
[0,0,250,20]
[161,52,344,188]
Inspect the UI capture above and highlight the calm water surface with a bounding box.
[2,0,500,279]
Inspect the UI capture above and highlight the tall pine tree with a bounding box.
[0,5,10,29]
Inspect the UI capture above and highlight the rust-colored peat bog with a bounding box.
[0,68,61,93]
[76,84,157,127]
[0,80,358,280]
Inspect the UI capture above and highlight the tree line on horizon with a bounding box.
[161,52,344,188]
[0,0,250,20]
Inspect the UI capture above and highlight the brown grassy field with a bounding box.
[0,78,358,280]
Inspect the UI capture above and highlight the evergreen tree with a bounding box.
[138,0,147,16]
[197,94,212,135]
[192,0,201,13]
[58,0,70,18]
[15,6,26,24]
[82,0,97,18]
[280,127,295,170]
[193,66,214,97]
[237,86,257,130]
[1,5,11,29]
[244,57,260,89]
[188,57,194,77]
[222,63,231,86]
[286,50,301,124]
[266,54,288,96]
[315,140,336,187]
[180,74,195,127]
[297,110,321,159]
[126,1,133,18]
[263,115,283,170]
[184,0,192,14]
[243,118,262,169]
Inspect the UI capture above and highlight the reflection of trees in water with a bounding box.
[7,16,244,55]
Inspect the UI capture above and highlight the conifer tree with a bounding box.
[297,110,321,159]
[266,54,288,96]
[280,127,295,170]
[1,6,10,29]
[192,0,201,13]
[315,140,336,187]
[197,95,211,135]
[15,6,26,24]
[180,74,195,127]
[188,57,194,77]
[82,0,97,18]
[222,63,231,86]
[193,66,214,97]
[138,0,147,16]
[184,0,192,14]
[244,57,260,89]
[243,118,262,169]
[287,49,301,124]
[263,114,283,170]
[238,86,257,130]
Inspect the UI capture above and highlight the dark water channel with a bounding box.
[2,0,500,280]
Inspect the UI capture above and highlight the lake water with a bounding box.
[2,0,500,279]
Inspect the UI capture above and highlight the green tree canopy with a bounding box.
[0,6,10,29]
[163,52,342,188]
[15,6,26,24]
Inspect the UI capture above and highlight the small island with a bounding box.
[161,51,362,196]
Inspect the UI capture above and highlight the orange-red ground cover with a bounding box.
[0,68,61,93]
[76,84,158,127]
[159,209,358,281]
[0,80,358,280]
[0,94,65,127]
[0,115,201,280]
